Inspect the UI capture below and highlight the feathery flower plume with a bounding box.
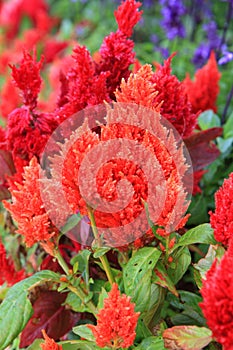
[88,283,139,349]
[209,172,233,246]
[0,241,26,286]
[3,157,58,248]
[40,330,62,350]
[200,242,233,350]
[183,51,221,113]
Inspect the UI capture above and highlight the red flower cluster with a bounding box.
[49,104,190,246]
[183,52,221,113]
[152,54,198,138]
[4,52,59,177]
[209,172,233,246]
[88,283,139,349]
[0,241,26,286]
[40,330,62,350]
[3,157,58,248]
[200,246,233,350]
[116,56,198,138]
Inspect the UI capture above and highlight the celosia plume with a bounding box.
[3,157,58,248]
[40,330,62,350]
[209,172,233,246]
[0,241,26,286]
[88,283,140,349]
[10,50,43,110]
[183,51,221,113]
[200,244,233,350]
[151,54,198,138]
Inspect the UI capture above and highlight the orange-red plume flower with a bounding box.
[209,172,233,246]
[3,157,58,248]
[183,51,221,113]
[40,330,62,350]
[88,283,140,349]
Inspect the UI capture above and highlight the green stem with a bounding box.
[54,248,97,317]
[67,284,97,317]
[87,206,115,285]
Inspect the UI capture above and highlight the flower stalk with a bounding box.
[87,206,115,285]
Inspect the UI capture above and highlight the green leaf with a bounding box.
[27,339,43,349]
[61,213,82,234]
[217,137,233,153]
[66,291,90,313]
[193,244,225,289]
[135,317,152,343]
[136,336,166,350]
[153,262,178,297]
[73,325,95,342]
[198,110,220,130]
[71,250,91,286]
[167,247,191,285]
[60,340,103,349]
[0,270,59,350]
[172,224,217,251]
[93,247,111,258]
[163,326,213,350]
[123,247,161,297]
[97,287,108,310]
[224,111,233,138]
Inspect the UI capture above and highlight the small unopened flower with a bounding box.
[40,330,62,350]
[88,283,140,349]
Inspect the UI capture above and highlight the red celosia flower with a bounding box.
[3,157,58,247]
[57,45,110,122]
[0,241,26,286]
[200,245,233,350]
[114,0,142,37]
[151,55,198,138]
[116,57,197,138]
[10,50,43,110]
[95,0,142,99]
[209,173,233,246]
[0,77,20,118]
[40,330,62,350]
[183,51,221,113]
[49,104,190,246]
[115,64,161,111]
[88,283,139,349]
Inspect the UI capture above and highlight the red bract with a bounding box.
[10,50,43,110]
[40,330,62,350]
[209,173,233,246]
[183,52,221,113]
[200,246,233,350]
[114,0,142,37]
[95,0,142,99]
[3,157,58,248]
[151,55,198,138]
[88,283,139,349]
[0,241,26,286]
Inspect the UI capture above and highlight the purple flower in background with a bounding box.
[159,0,186,40]
[192,43,211,67]
[203,21,221,48]
[218,50,233,65]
